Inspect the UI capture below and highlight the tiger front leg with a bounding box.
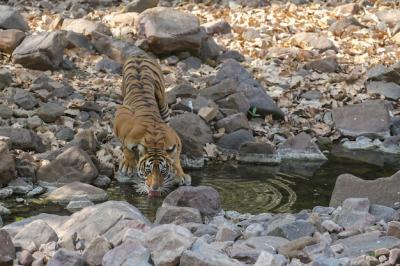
[173,159,191,186]
[119,146,137,176]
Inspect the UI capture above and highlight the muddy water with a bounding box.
[4,156,400,223]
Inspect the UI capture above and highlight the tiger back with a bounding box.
[113,55,191,196]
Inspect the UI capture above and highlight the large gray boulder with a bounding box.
[277,132,327,161]
[330,171,400,207]
[13,220,58,252]
[46,182,107,203]
[102,240,150,266]
[137,7,204,55]
[0,127,45,152]
[12,31,67,70]
[332,100,391,138]
[0,5,29,32]
[37,146,98,185]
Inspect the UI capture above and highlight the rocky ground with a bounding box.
[0,0,400,265]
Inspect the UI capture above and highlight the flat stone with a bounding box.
[155,206,202,225]
[103,240,150,266]
[13,88,38,110]
[95,58,122,74]
[146,224,195,266]
[376,9,400,26]
[55,127,75,141]
[47,182,107,204]
[203,20,232,35]
[12,31,66,71]
[7,177,32,195]
[200,79,237,101]
[180,238,241,266]
[66,199,95,213]
[238,142,280,165]
[0,229,15,265]
[335,198,376,231]
[37,146,98,185]
[0,29,25,54]
[291,32,336,52]
[278,132,327,161]
[47,249,84,266]
[61,18,111,36]
[334,231,400,258]
[254,251,287,266]
[0,69,12,90]
[137,7,203,55]
[163,186,221,216]
[217,129,255,150]
[0,5,30,31]
[329,16,364,36]
[198,107,218,122]
[37,102,65,123]
[332,100,391,138]
[277,236,319,258]
[330,171,400,208]
[216,92,250,114]
[216,113,250,133]
[243,223,265,239]
[215,225,241,241]
[13,220,58,252]
[122,0,159,13]
[369,204,398,222]
[268,220,315,241]
[82,236,111,266]
[307,57,339,73]
[366,81,400,101]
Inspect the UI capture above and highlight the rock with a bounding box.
[95,58,122,74]
[0,127,45,152]
[216,113,250,133]
[329,17,364,36]
[306,57,339,73]
[37,147,98,185]
[291,32,336,52]
[367,64,400,83]
[163,186,221,217]
[12,31,66,71]
[0,229,15,265]
[330,171,400,207]
[64,30,93,51]
[137,7,203,55]
[312,256,350,266]
[13,220,58,252]
[278,132,327,161]
[70,129,97,154]
[82,236,111,266]
[202,20,232,35]
[215,224,241,241]
[18,250,34,266]
[0,187,13,199]
[180,238,241,266]
[254,251,287,266]
[268,220,315,241]
[369,204,398,222]
[198,107,218,122]
[13,88,38,110]
[376,9,400,27]
[37,102,65,123]
[66,199,95,212]
[332,100,391,138]
[7,177,32,194]
[0,29,25,54]
[278,236,319,258]
[0,5,30,31]
[334,3,360,16]
[216,92,250,114]
[335,198,375,231]
[389,248,400,265]
[27,116,43,129]
[26,186,46,197]
[350,255,379,266]
[217,50,245,63]
[198,36,222,61]
[47,182,107,203]
[146,224,194,266]
[55,127,75,141]
[62,18,111,36]
[169,113,212,159]
[0,150,15,186]
[91,31,145,64]
[200,79,237,101]
[103,240,150,266]
[213,59,284,119]
[217,129,255,150]
[122,0,159,13]
[334,231,400,258]
[0,69,13,90]
[238,142,280,165]
[177,56,202,71]
[92,175,111,188]
[365,81,400,101]
[387,221,400,238]
[60,201,150,246]
[243,223,265,239]
[47,249,84,266]
[321,220,342,233]
[155,206,202,225]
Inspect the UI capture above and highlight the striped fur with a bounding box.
[114,55,191,196]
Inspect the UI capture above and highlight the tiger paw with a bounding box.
[175,174,191,186]
[118,158,135,176]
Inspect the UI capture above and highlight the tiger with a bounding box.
[113,55,191,197]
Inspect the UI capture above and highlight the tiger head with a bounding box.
[130,126,181,197]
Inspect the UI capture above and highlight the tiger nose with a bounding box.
[151,184,159,191]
